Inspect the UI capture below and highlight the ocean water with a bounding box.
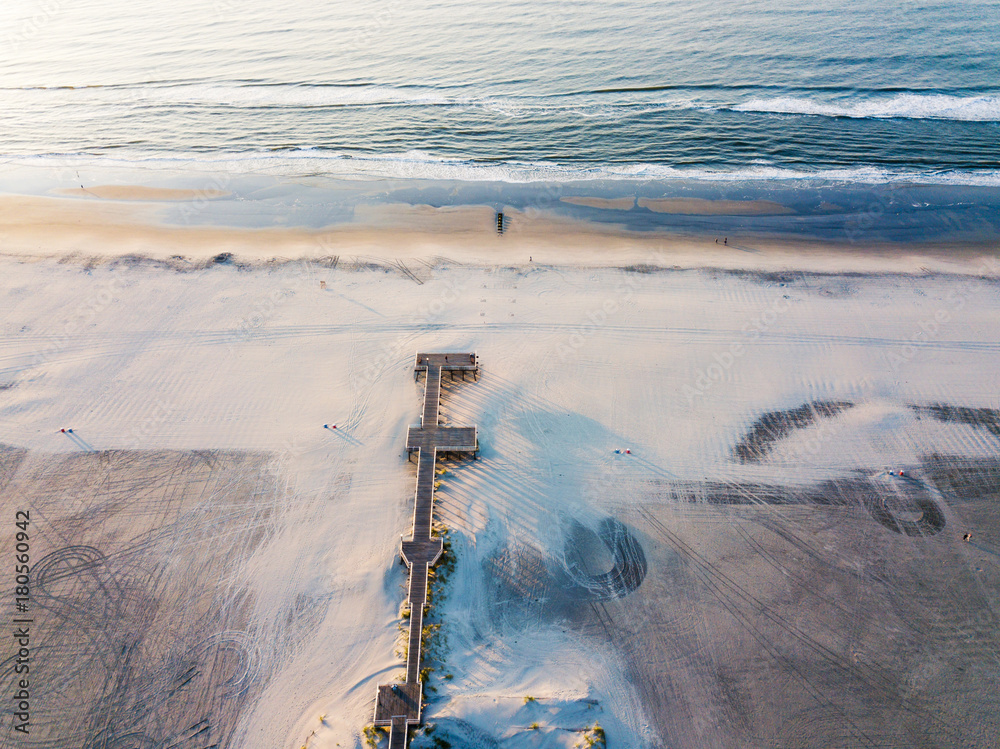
[1,0,999,240]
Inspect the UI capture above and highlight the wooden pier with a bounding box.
[373,352,479,748]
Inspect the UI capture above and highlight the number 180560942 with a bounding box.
[14,510,30,611]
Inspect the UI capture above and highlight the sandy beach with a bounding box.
[1,189,999,748]
[5,0,1000,744]
[1,191,998,276]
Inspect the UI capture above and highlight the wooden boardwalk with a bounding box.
[374,352,479,748]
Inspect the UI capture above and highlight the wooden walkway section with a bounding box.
[374,352,479,748]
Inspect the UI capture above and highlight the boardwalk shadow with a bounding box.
[512,408,612,462]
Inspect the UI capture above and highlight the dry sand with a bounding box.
[1,213,1000,748]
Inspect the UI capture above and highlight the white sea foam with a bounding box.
[9,83,460,108]
[146,84,460,108]
[10,85,999,125]
[4,150,1000,187]
[732,94,1000,122]
[9,84,685,116]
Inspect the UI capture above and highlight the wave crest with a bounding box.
[5,150,1000,186]
[10,84,1000,124]
[732,94,1000,122]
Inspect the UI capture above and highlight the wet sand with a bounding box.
[1,194,997,276]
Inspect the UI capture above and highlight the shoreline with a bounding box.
[1,193,998,276]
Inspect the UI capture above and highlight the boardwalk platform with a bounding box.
[373,353,479,747]
[414,352,478,372]
[406,426,477,452]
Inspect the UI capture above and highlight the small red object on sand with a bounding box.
[899,470,905,476]
[332,425,337,429]
[60,428,65,433]
[625,449,631,454]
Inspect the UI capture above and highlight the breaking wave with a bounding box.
[732,93,1000,122]
[6,150,1000,186]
